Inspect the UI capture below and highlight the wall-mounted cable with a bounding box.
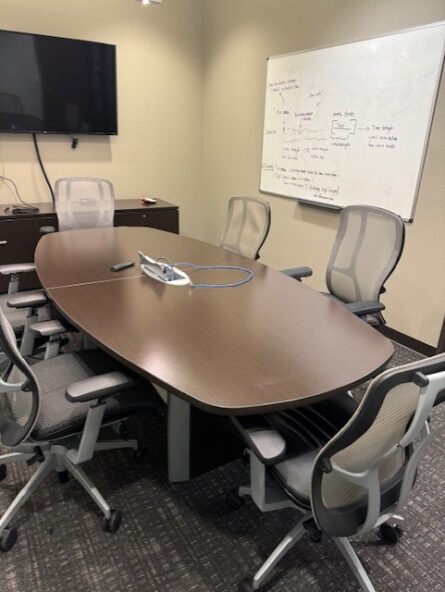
[32,133,55,203]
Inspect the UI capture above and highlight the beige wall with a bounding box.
[0,0,207,239]
[202,0,445,347]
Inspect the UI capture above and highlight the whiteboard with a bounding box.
[260,22,445,220]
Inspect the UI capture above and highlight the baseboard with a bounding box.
[378,326,435,356]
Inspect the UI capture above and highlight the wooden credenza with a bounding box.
[0,199,179,292]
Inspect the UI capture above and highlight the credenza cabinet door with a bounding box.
[0,219,39,291]
[114,211,179,233]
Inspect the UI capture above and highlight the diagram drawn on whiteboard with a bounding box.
[260,21,445,220]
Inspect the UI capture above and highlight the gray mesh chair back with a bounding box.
[326,205,405,304]
[54,177,115,231]
[220,197,271,260]
[312,353,445,538]
[0,307,39,448]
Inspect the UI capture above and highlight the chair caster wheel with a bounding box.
[226,488,246,510]
[304,518,323,543]
[238,576,255,592]
[379,523,402,545]
[133,447,148,464]
[102,509,122,533]
[57,470,69,484]
[0,464,7,481]
[309,530,323,543]
[0,527,17,552]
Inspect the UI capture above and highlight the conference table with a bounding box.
[35,226,394,481]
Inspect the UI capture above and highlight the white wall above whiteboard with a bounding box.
[260,21,445,221]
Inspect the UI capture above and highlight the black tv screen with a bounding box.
[0,30,117,135]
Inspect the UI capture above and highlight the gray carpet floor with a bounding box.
[1,343,444,592]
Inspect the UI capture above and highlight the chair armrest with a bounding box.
[345,300,385,316]
[434,388,445,407]
[282,267,313,280]
[7,290,48,309]
[30,320,66,337]
[230,416,287,465]
[0,263,36,275]
[66,371,137,403]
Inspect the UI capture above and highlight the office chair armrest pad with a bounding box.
[345,300,385,316]
[7,290,48,309]
[282,266,313,280]
[30,320,66,337]
[66,371,137,403]
[0,262,36,275]
[230,416,286,465]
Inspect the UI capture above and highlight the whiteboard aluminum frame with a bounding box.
[259,20,445,222]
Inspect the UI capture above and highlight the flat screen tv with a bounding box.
[0,30,117,135]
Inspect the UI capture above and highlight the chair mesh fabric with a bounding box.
[320,382,419,509]
[54,177,115,231]
[326,205,404,303]
[269,395,358,507]
[0,308,40,447]
[220,197,271,260]
[309,353,445,537]
[0,305,159,446]
[30,350,160,441]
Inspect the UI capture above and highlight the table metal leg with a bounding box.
[167,392,191,482]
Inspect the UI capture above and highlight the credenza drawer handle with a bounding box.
[0,240,7,245]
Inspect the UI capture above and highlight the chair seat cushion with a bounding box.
[268,394,358,508]
[30,350,161,441]
[272,449,319,508]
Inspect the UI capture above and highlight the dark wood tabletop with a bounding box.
[35,226,394,415]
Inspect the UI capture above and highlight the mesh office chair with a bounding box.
[221,197,271,260]
[285,205,405,323]
[230,353,445,592]
[0,177,116,351]
[0,306,161,552]
[54,177,115,231]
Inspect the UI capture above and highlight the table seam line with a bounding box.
[45,273,144,290]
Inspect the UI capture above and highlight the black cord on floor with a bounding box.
[32,133,55,203]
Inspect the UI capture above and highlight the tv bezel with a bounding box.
[0,29,118,136]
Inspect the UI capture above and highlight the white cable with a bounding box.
[174,262,254,289]
[0,175,38,210]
